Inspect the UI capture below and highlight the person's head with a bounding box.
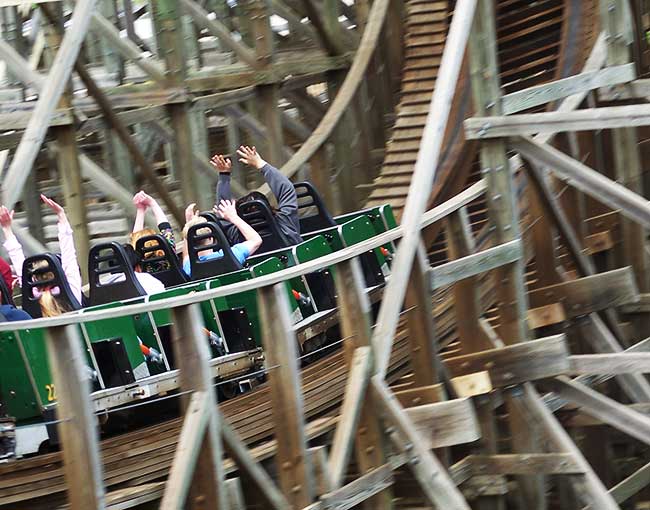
[236,192,273,212]
[31,260,68,317]
[182,217,213,248]
[130,228,164,261]
[122,243,143,273]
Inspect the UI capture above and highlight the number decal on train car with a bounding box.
[45,384,57,402]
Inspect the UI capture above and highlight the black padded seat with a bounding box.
[88,242,146,306]
[187,221,243,281]
[294,181,336,233]
[237,200,291,254]
[135,234,188,288]
[22,253,82,318]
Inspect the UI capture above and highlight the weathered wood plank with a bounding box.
[569,353,650,375]
[468,454,584,475]
[320,463,393,510]
[430,239,522,290]
[445,335,570,387]
[527,303,566,329]
[394,384,447,407]
[405,398,481,449]
[466,104,650,139]
[502,63,635,115]
[527,267,640,318]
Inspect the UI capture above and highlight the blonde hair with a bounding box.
[182,217,211,241]
[31,261,69,317]
[130,228,163,260]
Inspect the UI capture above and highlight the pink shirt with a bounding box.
[3,220,83,304]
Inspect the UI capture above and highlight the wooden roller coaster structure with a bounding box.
[2,0,650,509]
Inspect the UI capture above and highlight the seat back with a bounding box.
[88,242,146,306]
[237,200,290,254]
[188,221,243,280]
[135,234,187,288]
[22,253,82,318]
[294,181,336,233]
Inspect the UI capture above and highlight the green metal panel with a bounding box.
[0,331,43,422]
[293,235,332,262]
[82,300,150,379]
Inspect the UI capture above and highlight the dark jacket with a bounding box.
[216,163,302,246]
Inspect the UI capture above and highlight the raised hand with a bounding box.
[210,154,232,174]
[236,145,266,170]
[40,195,66,220]
[185,202,198,223]
[133,191,150,210]
[215,199,238,223]
[0,206,14,230]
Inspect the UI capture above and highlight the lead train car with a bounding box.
[0,202,397,457]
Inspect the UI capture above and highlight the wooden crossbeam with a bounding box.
[527,266,639,317]
[429,239,522,290]
[467,454,585,475]
[445,335,570,387]
[319,463,393,510]
[547,377,650,446]
[192,86,257,111]
[2,0,97,210]
[569,353,650,374]
[466,104,650,139]
[511,136,650,230]
[598,78,650,101]
[180,0,259,68]
[370,377,471,509]
[610,461,650,504]
[160,391,211,510]
[0,108,73,129]
[502,63,636,115]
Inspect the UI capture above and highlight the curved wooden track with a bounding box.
[0,1,602,507]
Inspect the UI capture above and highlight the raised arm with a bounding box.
[132,191,147,232]
[215,200,262,256]
[237,146,298,218]
[211,154,234,204]
[140,191,176,248]
[41,195,83,303]
[0,206,24,286]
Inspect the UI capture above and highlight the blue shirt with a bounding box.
[0,304,32,322]
[183,243,250,277]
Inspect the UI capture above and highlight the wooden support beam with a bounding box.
[548,377,650,446]
[468,454,585,475]
[160,391,211,509]
[527,267,640,317]
[171,304,228,510]
[319,463,393,510]
[430,239,522,290]
[599,78,650,100]
[405,246,439,386]
[331,258,391,507]
[328,346,372,488]
[258,284,315,507]
[501,63,636,115]
[445,335,570,387]
[180,0,259,68]
[404,398,481,449]
[466,104,650,139]
[89,12,166,84]
[370,377,471,509]
[569,353,650,374]
[221,418,291,509]
[45,324,105,510]
[513,383,620,509]
[512,136,650,230]
[610,461,650,504]
[192,86,257,111]
[2,0,96,210]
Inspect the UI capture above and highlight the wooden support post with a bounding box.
[97,0,123,80]
[405,245,439,386]
[43,9,90,281]
[468,3,543,508]
[258,284,314,507]
[45,325,105,510]
[308,147,335,213]
[22,169,45,244]
[331,258,392,508]
[249,0,286,165]
[446,207,490,353]
[103,129,134,192]
[151,0,198,206]
[171,304,228,510]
